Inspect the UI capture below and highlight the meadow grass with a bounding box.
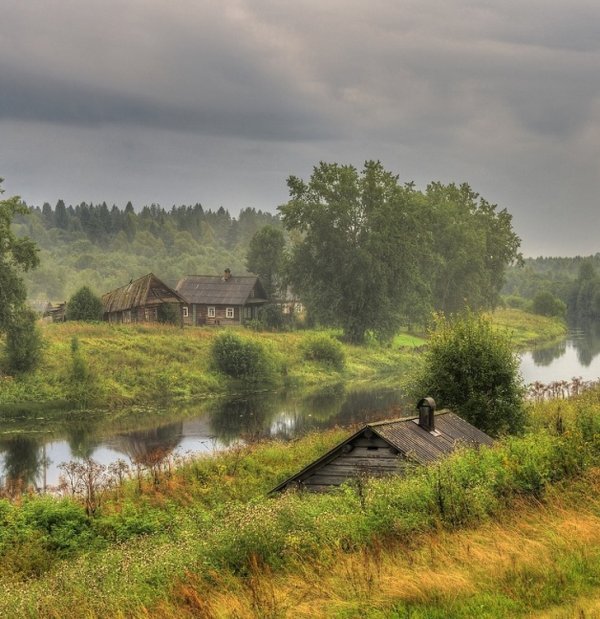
[487,308,567,349]
[0,309,562,408]
[0,386,598,617]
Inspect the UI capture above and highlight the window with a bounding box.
[208,306,216,318]
[182,306,189,318]
[226,307,234,319]
[244,306,252,319]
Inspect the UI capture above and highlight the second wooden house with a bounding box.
[176,269,268,326]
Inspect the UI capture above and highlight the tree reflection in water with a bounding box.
[208,385,407,445]
[531,340,567,366]
[572,320,600,367]
[0,436,46,496]
[112,422,183,468]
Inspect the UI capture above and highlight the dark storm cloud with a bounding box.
[0,67,334,141]
[1,0,600,255]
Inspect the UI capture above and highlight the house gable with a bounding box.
[271,410,493,493]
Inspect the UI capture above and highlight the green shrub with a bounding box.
[300,333,345,370]
[4,307,43,374]
[65,286,104,321]
[211,331,274,381]
[157,303,181,325]
[411,312,525,436]
[531,291,566,318]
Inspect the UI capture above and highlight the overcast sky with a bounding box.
[1,0,599,256]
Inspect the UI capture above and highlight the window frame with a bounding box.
[208,306,216,318]
[226,307,234,319]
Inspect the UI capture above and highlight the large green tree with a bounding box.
[425,182,522,314]
[279,161,426,343]
[0,180,39,330]
[245,225,285,298]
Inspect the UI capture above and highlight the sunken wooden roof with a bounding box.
[175,275,267,305]
[102,273,186,313]
[271,411,494,493]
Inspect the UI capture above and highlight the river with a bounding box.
[3,323,600,491]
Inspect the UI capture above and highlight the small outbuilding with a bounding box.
[176,269,268,326]
[102,273,186,324]
[271,398,494,493]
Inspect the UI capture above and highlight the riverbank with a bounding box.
[0,309,565,409]
[0,386,598,617]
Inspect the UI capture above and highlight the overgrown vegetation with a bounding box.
[412,312,525,436]
[0,388,598,617]
[211,331,275,383]
[65,286,104,321]
[300,333,345,370]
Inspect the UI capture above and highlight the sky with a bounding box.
[1,0,599,257]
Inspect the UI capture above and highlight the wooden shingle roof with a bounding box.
[175,275,267,305]
[271,411,493,493]
[102,273,186,313]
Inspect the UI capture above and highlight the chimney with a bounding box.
[223,268,232,281]
[416,397,436,431]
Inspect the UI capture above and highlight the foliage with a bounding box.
[211,331,275,382]
[4,308,43,374]
[65,286,104,321]
[280,161,522,343]
[156,303,181,325]
[280,161,426,343]
[300,333,345,370]
[256,303,286,330]
[0,179,40,331]
[246,225,286,298]
[412,312,525,436]
[531,290,566,318]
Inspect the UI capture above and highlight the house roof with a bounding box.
[175,275,267,306]
[102,273,186,313]
[271,411,494,493]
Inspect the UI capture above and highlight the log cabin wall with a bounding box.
[300,431,405,492]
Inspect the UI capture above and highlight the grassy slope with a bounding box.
[0,309,564,409]
[0,387,599,618]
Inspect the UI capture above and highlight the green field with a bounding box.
[0,309,565,410]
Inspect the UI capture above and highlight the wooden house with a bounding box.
[42,302,66,323]
[175,270,268,326]
[102,273,186,324]
[271,398,494,493]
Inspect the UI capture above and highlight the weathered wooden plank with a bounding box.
[338,446,399,457]
[317,463,402,474]
[350,438,390,448]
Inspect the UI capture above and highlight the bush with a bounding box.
[300,333,345,370]
[65,286,103,321]
[5,308,43,374]
[411,312,525,436]
[531,291,566,318]
[211,332,274,382]
[157,303,181,325]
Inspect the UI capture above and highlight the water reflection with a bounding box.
[112,423,184,467]
[0,385,409,489]
[0,436,46,495]
[520,320,600,384]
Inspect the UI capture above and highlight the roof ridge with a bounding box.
[367,410,450,427]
